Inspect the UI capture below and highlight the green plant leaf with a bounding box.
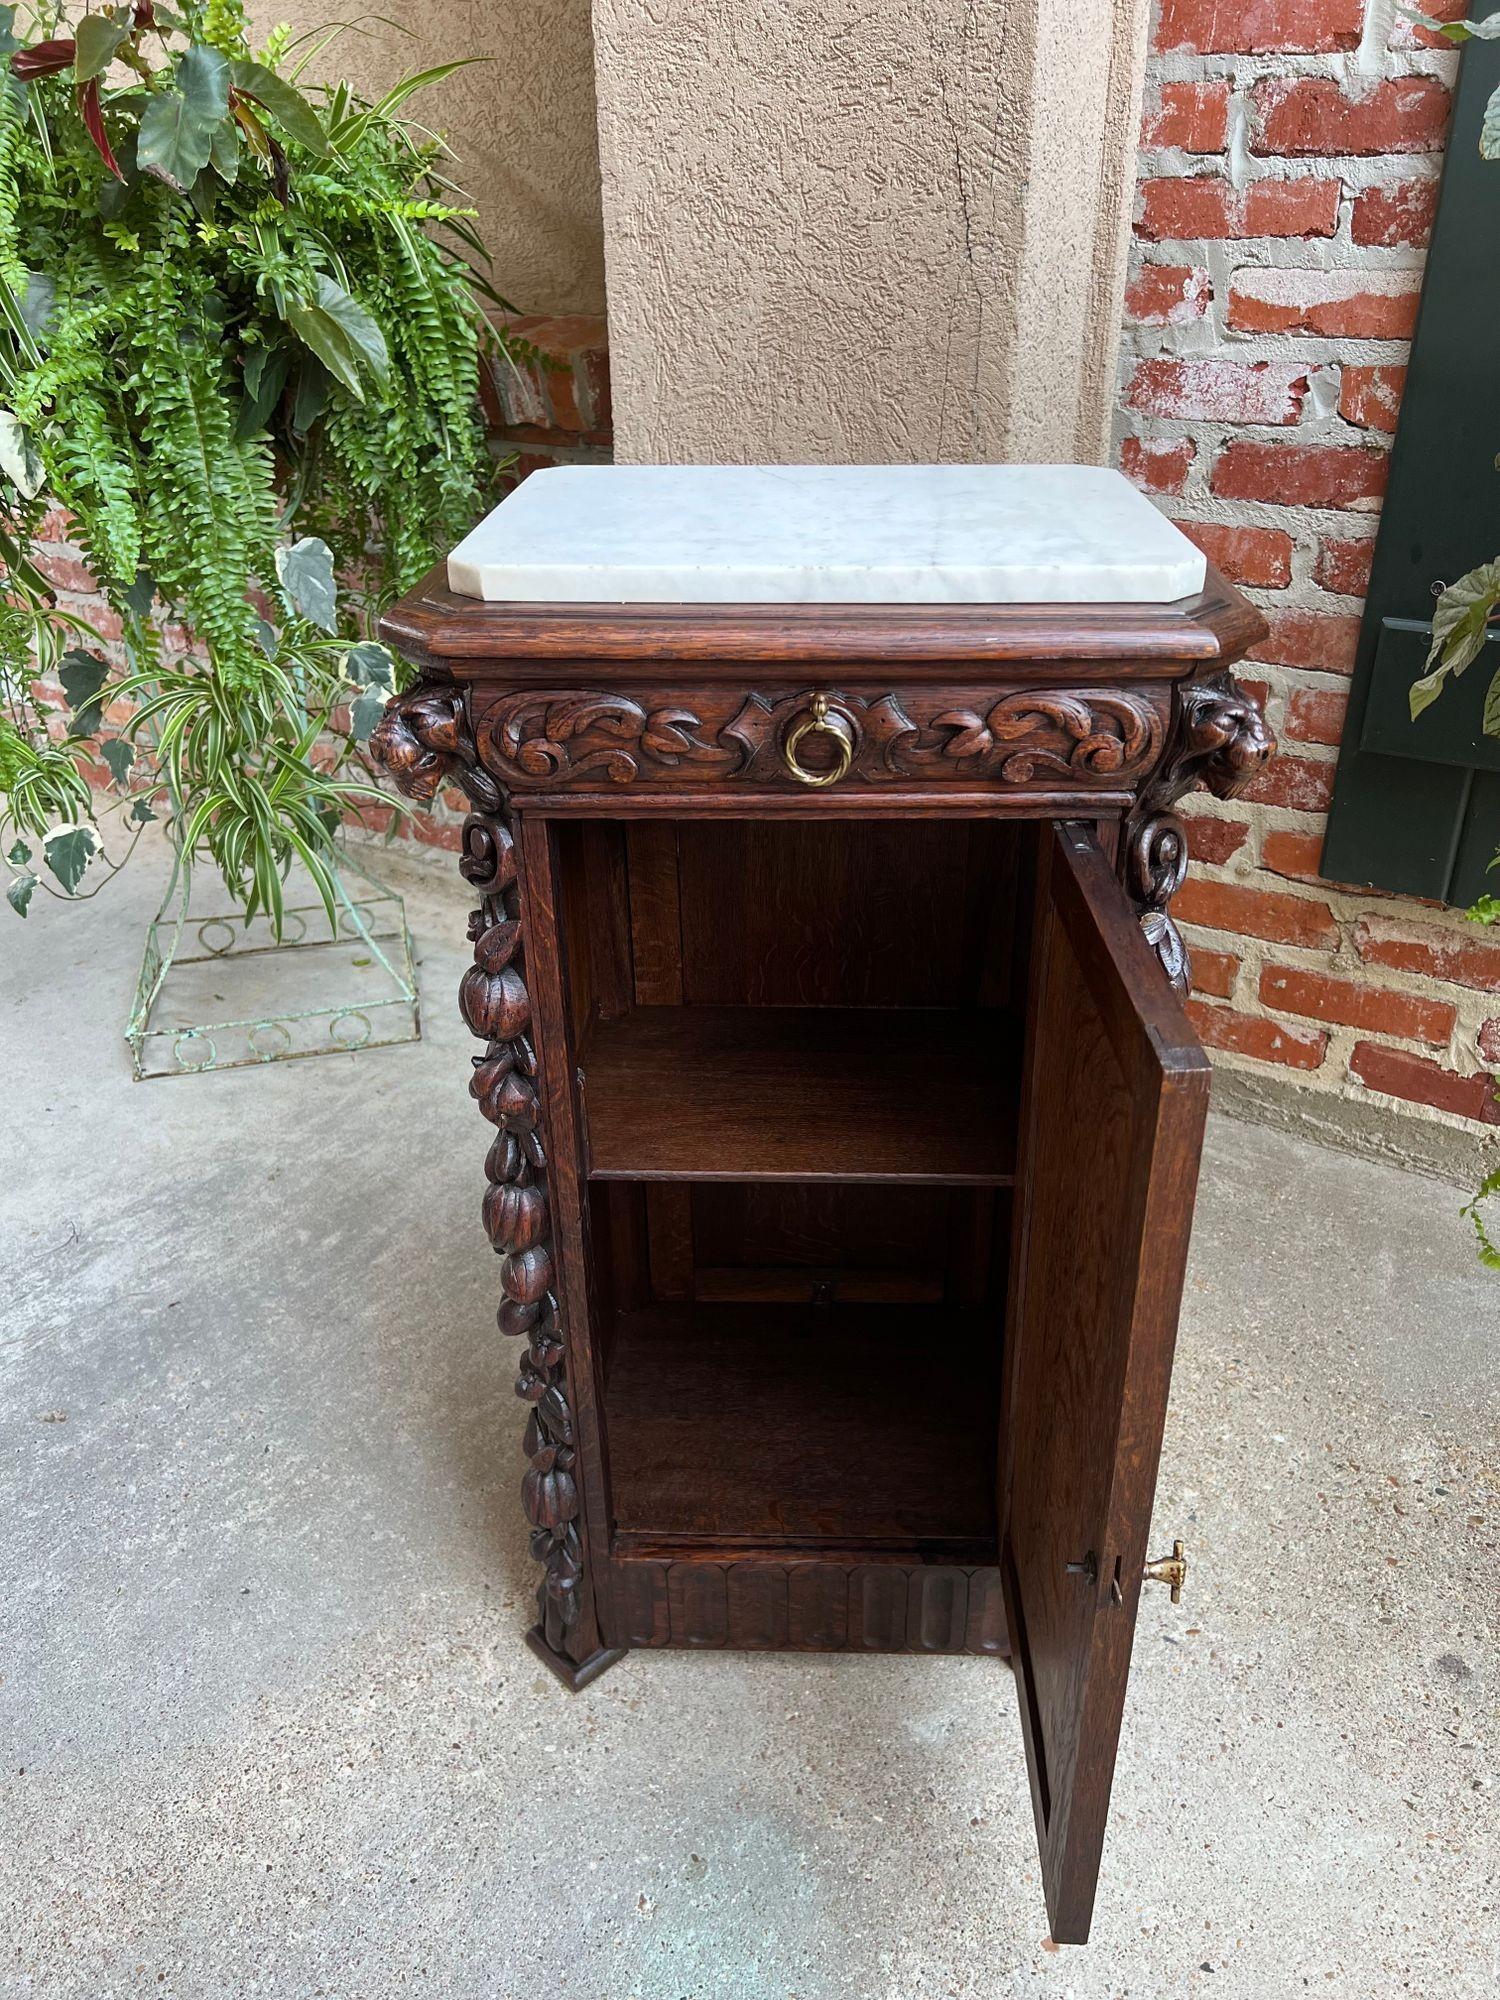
[1485,664,1500,742]
[7,838,32,866]
[58,649,109,737]
[236,344,289,439]
[229,58,329,156]
[209,114,240,183]
[283,293,363,398]
[345,639,396,690]
[1483,80,1500,159]
[1415,561,1500,717]
[1461,1164,1500,1270]
[129,797,157,825]
[289,355,328,434]
[74,13,127,81]
[312,274,388,380]
[101,738,134,786]
[1409,668,1449,721]
[137,45,230,193]
[350,690,387,741]
[275,536,337,631]
[123,569,155,618]
[42,823,100,894]
[329,58,482,146]
[18,270,56,343]
[6,870,36,916]
[0,408,44,498]
[283,274,387,396]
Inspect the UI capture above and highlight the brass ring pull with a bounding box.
[782,693,855,788]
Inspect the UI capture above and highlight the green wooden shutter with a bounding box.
[1322,37,1500,906]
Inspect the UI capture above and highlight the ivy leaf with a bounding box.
[351,690,388,742]
[346,644,397,740]
[101,738,134,786]
[7,837,31,866]
[228,58,329,156]
[0,408,44,498]
[58,648,109,737]
[1484,80,1500,161]
[6,870,36,916]
[124,568,154,618]
[74,13,127,81]
[345,640,397,691]
[137,45,230,193]
[129,796,157,825]
[42,824,101,894]
[275,536,337,632]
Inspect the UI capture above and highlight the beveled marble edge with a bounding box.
[445,556,1206,606]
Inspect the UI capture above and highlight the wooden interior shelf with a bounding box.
[605,1303,1001,1551]
[578,1005,1018,1185]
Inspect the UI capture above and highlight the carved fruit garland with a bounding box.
[370,685,582,1653]
[459,814,583,1651]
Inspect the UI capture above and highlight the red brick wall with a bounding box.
[1118,0,1500,1131]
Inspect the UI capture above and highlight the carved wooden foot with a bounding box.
[525,1628,630,1693]
[1122,671,1275,993]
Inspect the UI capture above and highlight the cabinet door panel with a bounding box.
[1002,821,1210,1945]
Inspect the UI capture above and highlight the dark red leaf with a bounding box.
[76,77,123,180]
[267,132,289,205]
[11,38,76,79]
[133,1,155,25]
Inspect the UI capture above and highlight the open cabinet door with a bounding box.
[1002,822,1211,1945]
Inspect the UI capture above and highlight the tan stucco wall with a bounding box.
[592,0,1151,465]
[246,1,606,315]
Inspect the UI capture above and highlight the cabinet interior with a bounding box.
[553,816,1038,1559]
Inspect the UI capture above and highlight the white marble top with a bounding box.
[445,465,1206,606]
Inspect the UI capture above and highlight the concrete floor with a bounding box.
[2,832,1497,1999]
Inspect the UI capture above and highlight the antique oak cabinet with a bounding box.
[373,466,1272,1945]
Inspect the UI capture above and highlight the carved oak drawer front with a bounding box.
[470,684,1173,795]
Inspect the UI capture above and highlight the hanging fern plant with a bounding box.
[0,0,504,927]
